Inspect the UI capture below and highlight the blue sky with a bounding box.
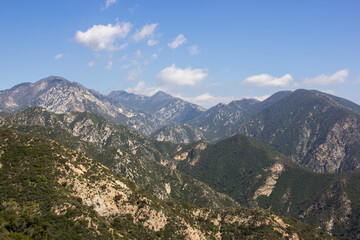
[0,0,359,108]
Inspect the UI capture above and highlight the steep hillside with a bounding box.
[0,129,332,239]
[238,89,360,173]
[188,99,260,142]
[151,124,204,143]
[7,107,176,162]
[0,107,235,208]
[171,134,360,239]
[0,76,167,135]
[108,90,205,124]
[187,91,292,143]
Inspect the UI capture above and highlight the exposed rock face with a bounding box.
[253,163,284,200]
[307,116,360,173]
[151,124,204,143]
[2,107,237,208]
[239,89,360,173]
[188,99,262,142]
[107,90,205,124]
[170,133,360,239]
[299,180,352,233]
[0,76,167,135]
[0,129,332,239]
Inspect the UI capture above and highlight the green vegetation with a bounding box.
[174,132,360,239]
[2,107,235,208]
[1,106,357,238]
[0,128,332,239]
[238,89,360,173]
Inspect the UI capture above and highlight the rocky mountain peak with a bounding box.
[38,75,72,84]
[151,90,173,100]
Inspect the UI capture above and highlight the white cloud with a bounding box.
[323,90,336,95]
[188,45,199,55]
[147,39,158,46]
[152,53,158,60]
[105,0,117,9]
[119,54,127,61]
[168,34,186,49]
[253,95,270,101]
[106,61,113,70]
[88,62,95,67]
[157,64,208,86]
[243,73,293,87]
[126,81,164,96]
[121,64,130,70]
[75,22,131,51]
[128,3,139,13]
[133,23,158,42]
[127,68,142,81]
[134,49,142,58]
[54,54,63,60]
[303,69,348,86]
[184,92,235,109]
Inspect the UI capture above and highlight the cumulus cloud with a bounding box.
[152,53,158,60]
[105,0,117,9]
[54,54,63,60]
[128,4,140,14]
[88,62,95,67]
[126,81,164,96]
[75,22,131,51]
[253,95,270,101]
[188,45,199,55]
[133,23,158,42]
[106,61,113,70]
[323,90,336,95]
[157,64,208,86]
[147,39,158,46]
[168,34,186,49]
[127,68,142,81]
[134,49,142,58]
[243,73,293,87]
[184,92,235,109]
[303,69,348,86]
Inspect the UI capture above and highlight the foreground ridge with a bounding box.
[0,128,332,239]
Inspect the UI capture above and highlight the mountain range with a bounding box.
[2,128,332,239]
[2,76,359,174]
[1,76,360,239]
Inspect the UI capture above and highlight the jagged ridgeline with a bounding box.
[0,76,205,136]
[188,89,360,174]
[0,129,332,239]
[0,107,235,208]
[1,77,360,175]
[237,89,360,174]
[2,77,360,239]
[2,107,358,239]
[171,134,360,239]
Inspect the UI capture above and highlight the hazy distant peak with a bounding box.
[152,90,172,99]
[38,75,72,84]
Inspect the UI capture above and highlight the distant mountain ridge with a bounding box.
[107,90,206,124]
[2,77,360,174]
[238,89,360,173]
[0,76,205,136]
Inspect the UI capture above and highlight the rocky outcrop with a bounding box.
[0,76,167,135]
[107,90,205,124]
[151,124,204,143]
[239,89,360,173]
[0,129,332,239]
[253,163,284,200]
